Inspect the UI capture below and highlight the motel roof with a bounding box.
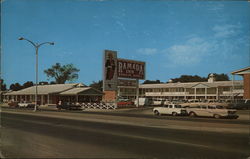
[231,66,250,75]
[139,80,243,89]
[5,83,85,95]
[60,87,103,96]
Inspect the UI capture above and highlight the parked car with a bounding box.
[153,104,187,116]
[134,98,150,106]
[186,105,238,119]
[8,101,19,108]
[57,102,82,110]
[18,102,36,108]
[117,98,134,106]
[152,99,165,106]
[228,100,250,110]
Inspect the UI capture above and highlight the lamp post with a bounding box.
[19,37,54,112]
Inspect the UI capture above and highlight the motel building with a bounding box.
[3,83,103,105]
[231,66,250,100]
[118,74,244,102]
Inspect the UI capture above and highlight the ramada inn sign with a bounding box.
[103,50,145,102]
[117,59,145,79]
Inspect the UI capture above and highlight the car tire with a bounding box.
[154,110,160,116]
[214,114,221,119]
[172,112,177,116]
[189,112,196,117]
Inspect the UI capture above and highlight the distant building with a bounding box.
[231,66,250,100]
[4,83,103,105]
[119,74,244,101]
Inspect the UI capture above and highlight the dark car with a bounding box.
[228,100,250,110]
[8,101,19,108]
[57,102,82,110]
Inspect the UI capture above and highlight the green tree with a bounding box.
[0,79,7,91]
[89,80,103,91]
[10,83,22,91]
[39,81,49,85]
[143,80,162,84]
[171,75,207,83]
[209,73,229,81]
[23,81,34,88]
[44,63,80,84]
[50,81,56,84]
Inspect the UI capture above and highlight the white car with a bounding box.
[152,99,165,106]
[153,104,187,116]
[18,102,35,108]
[186,105,238,119]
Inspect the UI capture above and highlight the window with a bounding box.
[169,105,173,108]
[201,106,207,109]
[175,105,182,108]
[216,105,224,109]
[208,106,215,109]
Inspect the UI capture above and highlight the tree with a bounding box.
[171,75,207,83]
[23,81,34,88]
[0,79,7,91]
[50,81,56,84]
[39,81,49,85]
[44,63,80,84]
[210,73,229,81]
[10,83,22,91]
[143,80,162,84]
[89,80,103,91]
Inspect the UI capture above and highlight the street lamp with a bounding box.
[19,37,54,112]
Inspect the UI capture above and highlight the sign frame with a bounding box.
[117,58,146,80]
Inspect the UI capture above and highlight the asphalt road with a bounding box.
[1,111,250,159]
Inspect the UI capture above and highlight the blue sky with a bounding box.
[2,0,250,87]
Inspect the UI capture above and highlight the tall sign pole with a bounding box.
[103,50,145,108]
[136,79,139,107]
[103,50,118,103]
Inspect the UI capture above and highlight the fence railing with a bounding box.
[81,102,117,110]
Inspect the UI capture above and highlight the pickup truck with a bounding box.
[153,104,187,116]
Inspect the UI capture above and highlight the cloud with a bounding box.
[212,24,241,38]
[137,48,158,55]
[164,36,214,66]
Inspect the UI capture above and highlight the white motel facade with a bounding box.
[118,74,244,101]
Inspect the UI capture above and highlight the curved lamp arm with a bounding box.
[19,37,54,48]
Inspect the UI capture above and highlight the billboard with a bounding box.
[103,50,118,91]
[117,59,145,79]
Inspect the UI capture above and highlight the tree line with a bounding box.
[0,62,230,91]
[143,73,229,84]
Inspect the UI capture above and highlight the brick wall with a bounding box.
[103,91,117,102]
[243,74,250,99]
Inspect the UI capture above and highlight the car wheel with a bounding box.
[214,114,221,119]
[189,112,196,117]
[154,110,160,116]
[172,112,177,116]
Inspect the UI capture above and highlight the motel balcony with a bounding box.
[145,92,189,96]
[222,89,244,95]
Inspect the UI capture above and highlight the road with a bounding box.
[1,109,250,159]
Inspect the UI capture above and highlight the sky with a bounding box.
[1,0,250,87]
